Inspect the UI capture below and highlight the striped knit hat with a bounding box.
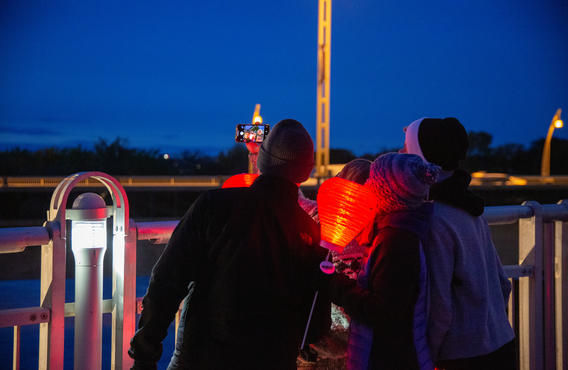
[365,153,440,215]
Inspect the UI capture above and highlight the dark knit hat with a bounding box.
[365,153,440,215]
[257,119,314,183]
[418,118,468,171]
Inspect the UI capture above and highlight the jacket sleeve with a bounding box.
[323,229,421,329]
[129,194,209,369]
[425,223,456,362]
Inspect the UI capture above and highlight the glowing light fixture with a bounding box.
[67,192,111,370]
[222,173,259,188]
[541,108,563,176]
[317,177,377,252]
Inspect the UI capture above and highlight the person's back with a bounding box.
[427,201,514,360]
[129,119,328,370]
[169,176,324,369]
[402,117,515,369]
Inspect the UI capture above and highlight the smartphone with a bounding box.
[235,124,270,143]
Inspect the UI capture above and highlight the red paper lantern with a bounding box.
[317,177,377,251]
[222,174,259,188]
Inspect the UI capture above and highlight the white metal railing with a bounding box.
[1,200,568,370]
[4,175,568,188]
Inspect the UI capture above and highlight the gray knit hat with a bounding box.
[257,119,314,183]
[365,153,440,214]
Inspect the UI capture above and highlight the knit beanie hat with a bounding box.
[257,119,315,183]
[365,153,440,215]
[405,117,469,171]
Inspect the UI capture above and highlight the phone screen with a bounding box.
[235,124,270,143]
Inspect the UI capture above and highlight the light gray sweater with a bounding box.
[426,202,515,361]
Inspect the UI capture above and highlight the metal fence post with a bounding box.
[111,219,137,370]
[544,219,556,370]
[38,221,66,370]
[519,201,544,370]
[556,200,568,370]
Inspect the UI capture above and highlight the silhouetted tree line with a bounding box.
[1,133,567,176]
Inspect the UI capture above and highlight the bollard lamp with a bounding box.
[67,192,111,370]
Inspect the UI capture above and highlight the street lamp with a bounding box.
[541,108,563,177]
[67,192,111,370]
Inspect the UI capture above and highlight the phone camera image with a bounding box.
[235,124,270,143]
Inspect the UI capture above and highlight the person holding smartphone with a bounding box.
[129,119,329,370]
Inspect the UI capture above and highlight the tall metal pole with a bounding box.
[316,0,331,179]
[541,108,563,177]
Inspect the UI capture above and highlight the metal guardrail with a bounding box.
[3,175,568,189]
[1,200,568,370]
[1,176,227,188]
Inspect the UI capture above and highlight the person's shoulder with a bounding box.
[432,202,478,225]
[378,226,420,250]
[202,186,251,203]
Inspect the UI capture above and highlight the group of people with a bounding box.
[128,118,515,370]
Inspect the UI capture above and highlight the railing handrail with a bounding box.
[3,202,567,254]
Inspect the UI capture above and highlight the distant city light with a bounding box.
[163,153,170,160]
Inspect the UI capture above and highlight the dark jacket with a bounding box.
[323,204,433,370]
[129,175,329,370]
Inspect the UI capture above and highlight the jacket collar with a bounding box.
[250,174,299,200]
[376,202,433,242]
[429,169,484,217]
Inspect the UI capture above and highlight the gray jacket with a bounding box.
[426,202,515,361]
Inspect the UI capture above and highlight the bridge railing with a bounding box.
[1,201,567,370]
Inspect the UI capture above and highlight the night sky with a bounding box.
[1,0,567,156]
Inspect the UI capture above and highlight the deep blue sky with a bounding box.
[1,0,568,155]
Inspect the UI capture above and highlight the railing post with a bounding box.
[111,219,137,370]
[519,201,544,370]
[13,325,20,370]
[544,220,556,370]
[38,221,66,370]
[556,200,568,370]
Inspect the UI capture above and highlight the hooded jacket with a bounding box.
[324,203,434,370]
[129,175,329,370]
[425,172,514,361]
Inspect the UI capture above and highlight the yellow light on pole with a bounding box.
[541,108,563,177]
